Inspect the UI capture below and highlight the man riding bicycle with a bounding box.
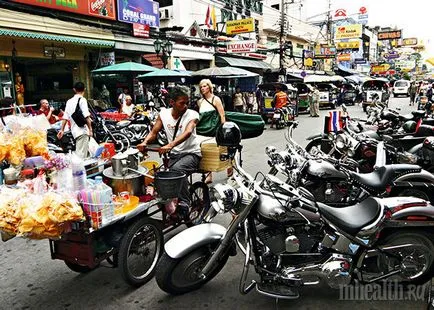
[137,86,201,219]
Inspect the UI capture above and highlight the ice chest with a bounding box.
[199,142,231,172]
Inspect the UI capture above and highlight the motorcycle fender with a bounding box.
[395,170,434,183]
[306,133,325,141]
[391,206,434,221]
[408,143,422,154]
[164,223,226,259]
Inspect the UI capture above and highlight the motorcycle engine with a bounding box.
[304,181,348,204]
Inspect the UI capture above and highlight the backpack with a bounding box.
[71,98,87,127]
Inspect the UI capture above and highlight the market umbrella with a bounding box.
[91,61,158,74]
[137,68,191,82]
[191,66,258,78]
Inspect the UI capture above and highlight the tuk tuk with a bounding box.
[258,82,297,122]
[337,81,359,106]
[315,83,338,109]
[293,83,313,114]
[361,79,390,112]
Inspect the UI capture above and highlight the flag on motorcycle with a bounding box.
[327,111,344,133]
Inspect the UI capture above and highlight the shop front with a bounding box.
[0,8,115,109]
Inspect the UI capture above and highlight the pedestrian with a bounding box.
[117,87,129,113]
[311,86,320,117]
[232,86,245,113]
[121,95,135,116]
[137,85,202,220]
[57,81,92,159]
[245,91,256,114]
[255,85,263,114]
[409,82,417,106]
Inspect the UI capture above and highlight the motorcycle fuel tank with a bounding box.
[306,159,347,179]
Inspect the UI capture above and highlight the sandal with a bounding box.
[205,173,213,184]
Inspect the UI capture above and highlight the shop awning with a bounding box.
[142,54,164,69]
[0,28,114,47]
[215,56,274,70]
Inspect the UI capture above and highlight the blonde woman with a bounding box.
[197,79,232,183]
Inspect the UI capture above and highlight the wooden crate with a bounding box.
[199,142,231,172]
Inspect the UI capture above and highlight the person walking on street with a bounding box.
[137,85,201,220]
[57,82,92,159]
[232,86,245,113]
[409,82,417,106]
[311,86,320,117]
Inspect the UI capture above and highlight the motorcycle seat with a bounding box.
[317,197,381,235]
[349,164,422,192]
[399,113,414,122]
[412,110,426,118]
[415,125,434,137]
[423,118,434,126]
[116,120,131,129]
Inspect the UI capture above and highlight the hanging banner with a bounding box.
[117,0,160,27]
[226,18,254,35]
[12,0,116,20]
[334,24,362,39]
[226,40,257,53]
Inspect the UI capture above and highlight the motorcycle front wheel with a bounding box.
[155,241,229,295]
[103,132,131,153]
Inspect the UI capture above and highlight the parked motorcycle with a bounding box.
[155,122,434,301]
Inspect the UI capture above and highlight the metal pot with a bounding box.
[103,166,147,196]
[111,153,128,176]
[124,148,141,171]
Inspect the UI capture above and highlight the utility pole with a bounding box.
[326,0,332,44]
[279,0,285,71]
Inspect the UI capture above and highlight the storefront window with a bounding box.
[37,74,73,91]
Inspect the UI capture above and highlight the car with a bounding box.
[392,80,411,97]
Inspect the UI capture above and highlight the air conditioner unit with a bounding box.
[160,8,170,20]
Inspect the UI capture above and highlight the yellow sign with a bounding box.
[304,58,313,67]
[371,64,390,73]
[334,24,362,39]
[402,38,418,46]
[336,41,360,50]
[226,18,255,35]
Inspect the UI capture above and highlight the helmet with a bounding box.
[216,122,241,147]
[402,120,416,133]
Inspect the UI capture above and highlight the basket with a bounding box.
[154,171,185,199]
[99,112,129,122]
[199,143,231,172]
[81,202,122,230]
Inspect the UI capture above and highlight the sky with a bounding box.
[298,0,434,57]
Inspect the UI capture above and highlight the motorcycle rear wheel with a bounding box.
[155,241,229,295]
[377,231,434,285]
[187,181,210,227]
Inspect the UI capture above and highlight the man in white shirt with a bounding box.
[117,87,129,112]
[138,86,201,219]
[57,81,92,158]
[121,95,135,116]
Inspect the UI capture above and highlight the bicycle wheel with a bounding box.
[187,181,211,227]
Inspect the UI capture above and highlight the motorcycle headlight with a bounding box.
[335,134,348,150]
[210,183,239,213]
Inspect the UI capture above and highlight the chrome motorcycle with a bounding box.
[155,122,434,301]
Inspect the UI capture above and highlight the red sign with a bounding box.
[12,0,116,20]
[133,23,150,38]
[334,9,347,18]
[359,7,367,14]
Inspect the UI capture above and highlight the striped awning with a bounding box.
[0,28,114,47]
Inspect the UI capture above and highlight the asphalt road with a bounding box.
[1,96,429,310]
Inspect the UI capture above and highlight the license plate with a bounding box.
[273,113,281,119]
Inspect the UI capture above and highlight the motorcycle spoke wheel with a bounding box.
[187,182,210,227]
[104,133,130,153]
[378,231,434,285]
[118,218,164,287]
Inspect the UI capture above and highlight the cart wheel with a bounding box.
[187,181,211,228]
[118,217,164,287]
[65,261,98,273]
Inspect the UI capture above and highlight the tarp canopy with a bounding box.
[304,74,345,83]
[215,56,274,70]
[137,68,191,82]
[92,62,157,74]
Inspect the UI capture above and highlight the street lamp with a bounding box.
[154,38,173,68]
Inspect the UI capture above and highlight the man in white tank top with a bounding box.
[137,86,201,219]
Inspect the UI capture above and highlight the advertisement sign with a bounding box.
[226,40,257,53]
[12,0,116,20]
[334,24,362,39]
[117,0,159,27]
[133,23,150,38]
[100,52,115,67]
[402,38,418,46]
[226,18,254,35]
[378,30,402,40]
[314,44,336,59]
[336,41,360,50]
[385,51,399,59]
[337,53,351,62]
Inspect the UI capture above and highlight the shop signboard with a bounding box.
[226,18,254,35]
[337,53,351,62]
[12,0,116,20]
[378,30,402,40]
[336,41,360,50]
[354,58,366,64]
[117,0,159,27]
[334,24,362,40]
[100,52,115,67]
[314,44,336,59]
[226,40,256,53]
[402,38,418,46]
[133,23,150,38]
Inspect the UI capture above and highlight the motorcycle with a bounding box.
[272,106,294,129]
[155,122,434,301]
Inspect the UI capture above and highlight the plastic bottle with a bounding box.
[71,153,87,191]
[94,176,114,224]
